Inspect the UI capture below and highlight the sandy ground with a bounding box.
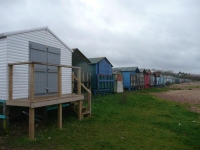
[153,82,200,113]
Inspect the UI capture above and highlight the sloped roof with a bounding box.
[72,48,90,63]
[112,69,122,74]
[113,67,139,72]
[88,57,113,67]
[139,68,146,73]
[0,26,73,52]
[145,69,151,72]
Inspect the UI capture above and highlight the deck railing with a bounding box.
[8,61,82,101]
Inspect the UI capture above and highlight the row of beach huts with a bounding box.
[72,48,189,94]
[0,27,189,139]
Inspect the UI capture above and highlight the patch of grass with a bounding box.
[1,89,200,150]
[187,86,200,89]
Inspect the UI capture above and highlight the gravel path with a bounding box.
[153,82,200,113]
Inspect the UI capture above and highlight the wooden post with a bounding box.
[87,73,89,88]
[3,103,9,132]
[29,108,35,140]
[58,66,62,98]
[29,63,35,101]
[8,65,13,100]
[57,66,63,128]
[88,93,91,114]
[72,71,74,92]
[77,68,81,95]
[90,73,91,90]
[77,68,82,120]
[58,104,62,129]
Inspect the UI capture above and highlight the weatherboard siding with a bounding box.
[99,59,112,75]
[6,29,71,99]
[0,38,7,100]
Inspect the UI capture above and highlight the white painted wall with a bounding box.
[0,38,7,100]
[4,29,72,99]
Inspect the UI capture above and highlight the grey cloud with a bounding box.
[0,0,199,74]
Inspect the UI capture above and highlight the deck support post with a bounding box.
[57,66,62,128]
[3,103,9,132]
[29,108,35,140]
[28,63,35,140]
[58,104,62,129]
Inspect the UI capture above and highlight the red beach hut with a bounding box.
[144,69,151,88]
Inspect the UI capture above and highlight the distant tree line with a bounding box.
[151,69,200,81]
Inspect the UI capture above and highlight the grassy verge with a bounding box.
[1,88,200,150]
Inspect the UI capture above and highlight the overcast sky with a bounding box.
[0,0,200,74]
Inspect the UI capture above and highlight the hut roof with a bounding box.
[139,68,146,73]
[72,48,90,63]
[113,67,139,72]
[112,69,122,74]
[88,57,113,67]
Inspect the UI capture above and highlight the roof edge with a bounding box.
[1,26,48,37]
[72,48,91,63]
[47,27,73,52]
[0,26,73,52]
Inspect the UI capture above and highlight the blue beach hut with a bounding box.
[112,67,140,91]
[88,57,114,95]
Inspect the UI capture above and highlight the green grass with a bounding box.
[1,88,200,150]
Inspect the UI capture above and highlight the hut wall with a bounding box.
[138,73,144,86]
[72,52,90,73]
[150,74,154,86]
[1,29,72,100]
[122,72,131,88]
[99,59,112,75]
[113,73,123,92]
[131,74,137,86]
[0,38,7,100]
[144,74,150,88]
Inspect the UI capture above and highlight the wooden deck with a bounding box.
[5,61,91,140]
[6,94,84,108]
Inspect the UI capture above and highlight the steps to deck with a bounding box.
[70,103,91,118]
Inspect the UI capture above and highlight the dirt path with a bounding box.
[154,82,200,113]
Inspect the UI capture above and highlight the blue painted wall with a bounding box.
[99,59,112,75]
[122,72,131,88]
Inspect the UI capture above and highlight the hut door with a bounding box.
[46,46,60,93]
[29,42,60,95]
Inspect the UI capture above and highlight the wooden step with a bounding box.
[82,106,87,113]
[82,111,90,117]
